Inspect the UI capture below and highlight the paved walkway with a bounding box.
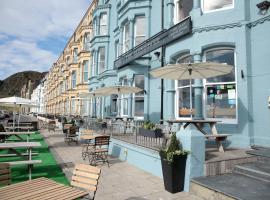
[41,129,202,200]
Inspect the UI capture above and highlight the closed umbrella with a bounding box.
[150,62,233,118]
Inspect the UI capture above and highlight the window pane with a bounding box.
[178,87,194,117]
[73,48,78,63]
[123,23,130,52]
[177,54,193,86]
[98,47,105,74]
[83,60,89,82]
[206,49,235,83]
[135,97,144,116]
[135,16,146,46]
[203,0,233,12]
[84,33,91,51]
[206,84,236,119]
[100,13,107,35]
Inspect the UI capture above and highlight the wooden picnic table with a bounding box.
[0,142,41,179]
[166,119,230,153]
[0,131,36,142]
[4,126,34,131]
[0,177,88,200]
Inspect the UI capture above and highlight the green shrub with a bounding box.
[142,121,156,130]
[160,133,189,163]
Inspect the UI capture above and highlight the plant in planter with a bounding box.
[138,121,162,138]
[159,133,189,193]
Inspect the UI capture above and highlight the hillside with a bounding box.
[0,71,47,98]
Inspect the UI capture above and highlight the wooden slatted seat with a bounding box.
[4,160,42,166]
[71,164,101,200]
[88,136,110,166]
[0,163,11,186]
[204,134,231,141]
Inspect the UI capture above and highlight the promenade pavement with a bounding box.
[40,129,202,200]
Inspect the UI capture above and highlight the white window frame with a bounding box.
[123,22,130,53]
[91,52,96,76]
[98,47,105,74]
[83,60,89,83]
[201,0,234,13]
[133,75,145,120]
[73,48,78,63]
[71,71,76,89]
[134,16,146,46]
[203,47,237,124]
[175,54,194,120]
[120,77,129,117]
[99,13,108,35]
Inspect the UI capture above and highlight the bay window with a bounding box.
[202,0,234,13]
[204,48,236,122]
[99,13,108,35]
[134,16,146,46]
[174,0,193,23]
[123,22,130,53]
[98,47,105,74]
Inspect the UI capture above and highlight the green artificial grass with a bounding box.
[0,132,69,185]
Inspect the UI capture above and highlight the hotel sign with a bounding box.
[114,17,192,69]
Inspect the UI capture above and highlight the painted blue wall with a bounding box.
[89,0,270,147]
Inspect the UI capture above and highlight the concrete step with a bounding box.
[191,173,270,200]
[234,162,270,182]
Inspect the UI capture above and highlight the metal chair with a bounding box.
[88,135,110,166]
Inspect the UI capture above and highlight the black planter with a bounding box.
[138,128,162,138]
[160,154,187,193]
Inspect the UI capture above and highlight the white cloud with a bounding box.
[0,0,92,79]
[0,40,57,79]
[0,0,90,40]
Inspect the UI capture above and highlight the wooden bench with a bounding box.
[205,134,231,152]
[0,163,11,186]
[3,160,42,180]
[0,152,38,158]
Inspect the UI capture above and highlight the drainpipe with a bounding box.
[160,0,165,124]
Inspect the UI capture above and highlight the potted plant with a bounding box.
[138,121,162,138]
[159,133,189,193]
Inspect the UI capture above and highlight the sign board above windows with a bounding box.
[114,17,192,69]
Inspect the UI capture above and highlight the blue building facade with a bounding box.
[89,0,270,148]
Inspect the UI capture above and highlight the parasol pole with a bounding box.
[188,67,193,118]
[13,102,16,132]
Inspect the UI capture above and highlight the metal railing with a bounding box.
[80,117,167,151]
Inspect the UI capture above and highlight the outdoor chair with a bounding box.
[71,163,101,200]
[48,120,56,132]
[81,130,95,160]
[88,135,110,166]
[0,163,11,186]
[64,125,79,144]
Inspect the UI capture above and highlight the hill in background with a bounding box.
[0,71,47,98]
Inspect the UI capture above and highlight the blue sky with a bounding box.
[0,0,92,80]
